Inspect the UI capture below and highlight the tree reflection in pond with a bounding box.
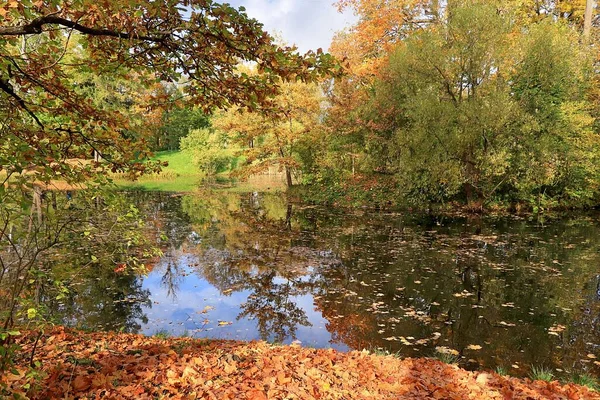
[2,190,157,333]
[53,190,600,378]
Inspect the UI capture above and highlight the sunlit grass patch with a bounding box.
[113,150,203,192]
[365,346,402,358]
[529,365,554,382]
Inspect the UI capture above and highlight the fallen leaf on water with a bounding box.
[435,346,459,356]
[466,344,482,351]
[198,305,215,314]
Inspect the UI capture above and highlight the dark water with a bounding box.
[61,191,600,377]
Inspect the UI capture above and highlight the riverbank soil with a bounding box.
[2,327,598,399]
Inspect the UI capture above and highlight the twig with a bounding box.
[65,361,77,399]
[29,329,43,368]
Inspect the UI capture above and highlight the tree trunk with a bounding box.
[431,0,440,20]
[584,0,594,40]
[285,203,293,230]
[285,166,293,188]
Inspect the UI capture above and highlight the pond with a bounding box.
[56,190,600,378]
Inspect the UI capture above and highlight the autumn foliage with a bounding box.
[0,0,340,185]
[3,327,598,399]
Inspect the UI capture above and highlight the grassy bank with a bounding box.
[3,327,598,399]
[113,151,287,193]
[113,150,204,192]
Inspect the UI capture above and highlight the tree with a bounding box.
[320,0,599,208]
[326,1,436,173]
[511,21,599,207]
[180,127,239,175]
[0,0,340,188]
[212,77,323,187]
[584,0,595,38]
[156,105,210,152]
[372,1,516,205]
[0,0,340,369]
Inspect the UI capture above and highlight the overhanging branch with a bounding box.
[0,15,170,42]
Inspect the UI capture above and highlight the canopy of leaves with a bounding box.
[316,0,600,209]
[0,0,340,186]
[192,71,323,187]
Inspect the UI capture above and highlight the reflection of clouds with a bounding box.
[138,255,341,346]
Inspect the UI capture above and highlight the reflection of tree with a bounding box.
[131,192,194,253]
[122,191,600,376]
[49,266,150,333]
[299,212,600,376]
[177,191,337,342]
[198,256,317,342]
[28,191,157,333]
[238,271,312,342]
[159,260,184,300]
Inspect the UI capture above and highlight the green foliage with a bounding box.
[529,365,555,381]
[510,22,600,207]
[180,128,240,175]
[153,329,171,339]
[312,0,600,211]
[156,106,210,151]
[568,373,599,391]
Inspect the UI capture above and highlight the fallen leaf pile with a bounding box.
[3,327,599,399]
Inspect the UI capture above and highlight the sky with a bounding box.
[226,0,358,53]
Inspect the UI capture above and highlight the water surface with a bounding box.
[62,191,600,377]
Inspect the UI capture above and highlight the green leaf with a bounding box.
[27,308,37,319]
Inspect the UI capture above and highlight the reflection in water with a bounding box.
[62,191,600,377]
[7,191,157,334]
[237,271,311,342]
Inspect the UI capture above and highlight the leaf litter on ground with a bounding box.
[3,327,598,399]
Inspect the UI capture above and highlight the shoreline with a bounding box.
[3,327,598,399]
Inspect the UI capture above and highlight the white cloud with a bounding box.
[226,0,357,53]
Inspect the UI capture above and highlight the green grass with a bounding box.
[366,347,402,358]
[113,150,204,192]
[113,150,287,193]
[568,373,599,391]
[433,347,459,365]
[529,365,554,382]
[153,329,171,339]
[495,366,509,376]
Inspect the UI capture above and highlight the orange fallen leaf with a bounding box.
[72,375,91,392]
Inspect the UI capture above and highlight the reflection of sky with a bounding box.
[138,255,347,351]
